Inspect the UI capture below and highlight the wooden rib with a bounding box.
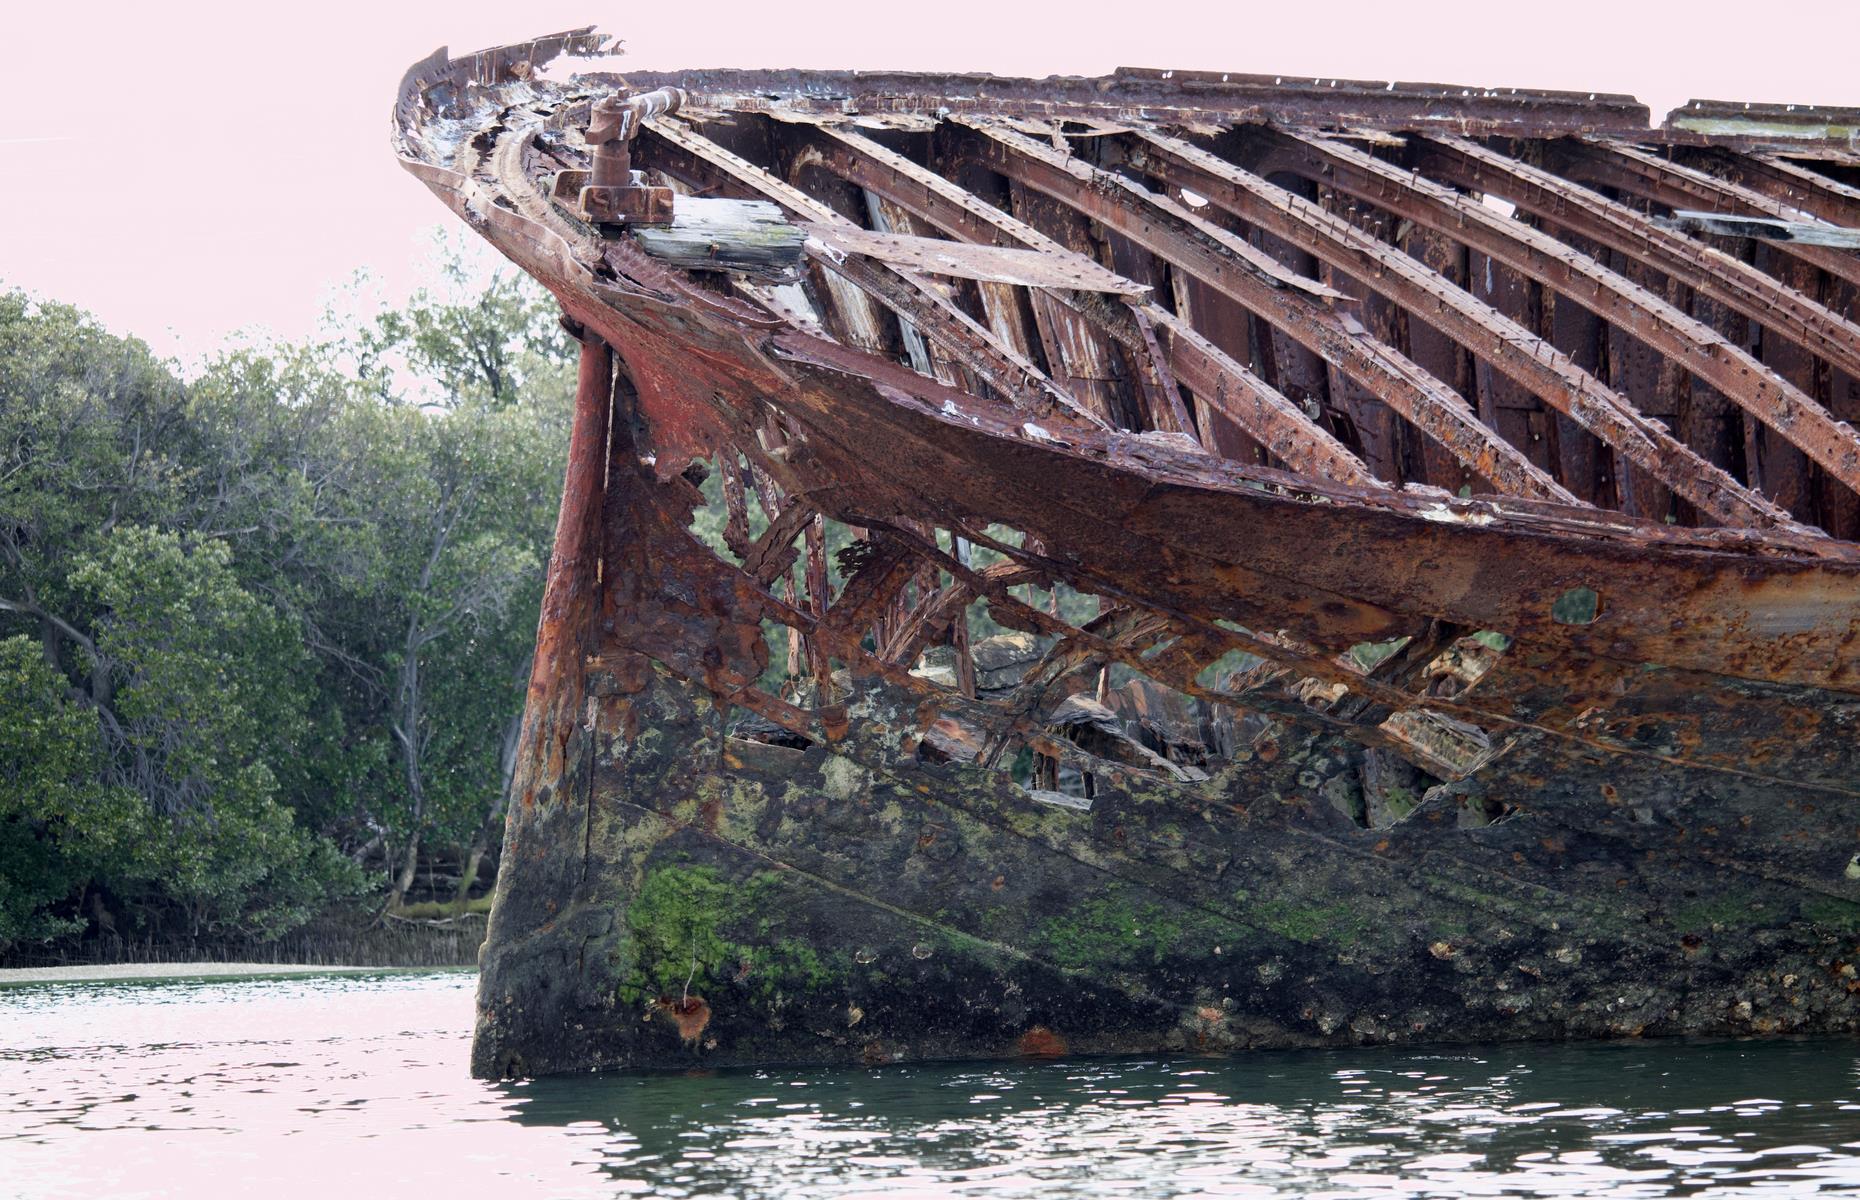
[953,117,1578,503]
[1409,134,1860,387]
[782,118,1383,488]
[1001,176,1144,425]
[1266,128,1860,502]
[721,455,754,558]
[860,194,969,388]
[1121,130,1802,532]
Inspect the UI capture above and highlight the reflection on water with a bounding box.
[2,971,1858,1198]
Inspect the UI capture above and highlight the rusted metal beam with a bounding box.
[953,117,1579,503]
[1408,134,1860,389]
[507,328,613,812]
[1777,148,1860,171]
[634,117,1094,424]
[784,119,1382,486]
[1127,303,1196,437]
[1119,130,1800,532]
[1135,303,1365,477]
[1559,139,1860,290]
[1689,148,1860,228]
[776,115,1098,395]
[624,67,1651,136]
[1262,128,1860,504]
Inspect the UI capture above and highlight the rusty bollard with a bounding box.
[575,85,685,225]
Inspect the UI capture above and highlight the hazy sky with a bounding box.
[5,1,1857,359]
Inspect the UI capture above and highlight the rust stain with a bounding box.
[656,995,713,1044]
[1015,1027,1069,1058]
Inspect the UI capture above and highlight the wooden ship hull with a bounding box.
[391,30,1860,1078]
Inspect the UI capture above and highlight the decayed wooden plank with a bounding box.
[631,197,807,277]
[802,224,1150,295]
[1663,210,1860,250]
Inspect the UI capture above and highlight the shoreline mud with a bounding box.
[0,962,470,986]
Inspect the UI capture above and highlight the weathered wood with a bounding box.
[631,197,807,277]
[803,224,1150,295]
[1663,210,1860,249]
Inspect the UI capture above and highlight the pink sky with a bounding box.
[4,1,1856,359]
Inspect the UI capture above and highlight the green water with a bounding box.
[2,970,1858,1197]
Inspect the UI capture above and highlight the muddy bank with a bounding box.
[0,962,434,985]
[2,906,486,972]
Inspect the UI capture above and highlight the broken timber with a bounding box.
[390,29,1860,1079]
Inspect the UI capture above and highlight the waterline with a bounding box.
[3,971,1857,1198]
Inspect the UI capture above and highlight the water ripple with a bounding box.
[1,972,1857,1198]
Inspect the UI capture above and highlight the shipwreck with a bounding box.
[391,30,1860,1078]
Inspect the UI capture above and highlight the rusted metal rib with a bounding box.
[1561,139,1860,291]
[1778,147,1860,170]
[953,117,1578,503]
[1133,304,1374,478]
[617,65,1652,136]
[1126,304,1196,437]
[740,499,817,585]
[634,117,1095,424]
[1695,149,1860,228]
[1120,130,1803,532]
[1268,128,1860,503]
[1410,134,1860,388]
[775,118,1383,488]
[507,330,613,814]
[771,114,1093,410]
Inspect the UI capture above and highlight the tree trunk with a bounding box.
[451,843,487,914]
[389,828,421,910]
[451,681,527,912]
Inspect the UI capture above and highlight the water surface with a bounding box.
[3,970,1858,1197]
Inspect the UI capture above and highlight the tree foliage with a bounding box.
[0,254,573,955]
